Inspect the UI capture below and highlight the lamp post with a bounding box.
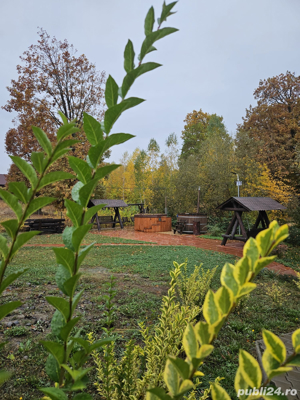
[197,186,200,214]
[231,172,242,235]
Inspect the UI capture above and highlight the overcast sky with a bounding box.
[1,0,300,173]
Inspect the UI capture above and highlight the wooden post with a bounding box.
[197,187,200,214]
[221,213,237,245]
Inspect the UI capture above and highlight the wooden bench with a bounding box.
[24,218,65,234]
[98,216,114,225]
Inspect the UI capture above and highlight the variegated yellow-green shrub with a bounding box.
[147,222,300,400]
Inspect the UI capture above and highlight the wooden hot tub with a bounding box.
[134,214,172,233]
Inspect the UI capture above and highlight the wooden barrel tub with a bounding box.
[134,214,172,233]
[177,214,208,234]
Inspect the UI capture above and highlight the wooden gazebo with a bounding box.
[216,197,286,246]
[88,199,128,231]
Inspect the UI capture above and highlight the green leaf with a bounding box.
[1,219,19,238]
[71,337,90,352]
[73,394,93,400]
[60,317,81,342]
[237,282,256,298]
[64,273,82,297]
[83,204,106,225]
[182,323,197,360]
[0,235,9,259]
[287,354,300,366]
[203,290,221,325]
[146,387,173,400]
[61,364,92,382]
[215,286,233,316]
[211,383,231,400]
[57,122,78,141]
[0,301,22,320]
[177,380,195,397]
[39,387,68,400]
[198,344,214,360]
[220,263,239,297]
[46,296,70,321]
[292,328,300,353]
[0,270,27,295]
[195,321,213,345]
[55,265,71,295]
[72,290,84,314]
[243,237,259,270]
[256,226,274,257]
[0,370,12,386]
[262,349,281,376]
[8,182,29,203]
[50,149,71,165]
[104,97,144,134]
[239,349,262,388]
[72,225,92,252]
[0,189,22,221]
[83,112,103,145]
[121,62,161,98]
[78,180,99,207]
[234,257,250,286]
[31,152,45,174]
[159,1,177,25]
[10,156,38,187]
[32,126,53,156]
[38,171,74,190]
[51,310,66,337]
[167,356,190,380]
[124,40,135,73]
[12,231,40,256]
[139,27,178,62]
[25,197,56,219]
[105,75,119,107]
[58,111,68,124]
[53,248,75,274]
[68,157,92,184]
[164,358,179,396]
[254,256,277,275]
[263,329,286,363]
[62,226,76,251]
[145,6,155,35]
[262,391,289,400]
[45,354,60,382]
[78,243,95,268]
[71,181,84,203]
[64,199,83,228]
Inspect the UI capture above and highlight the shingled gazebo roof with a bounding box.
[89,199,128,208]
[217,197,286,212]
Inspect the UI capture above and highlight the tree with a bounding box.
[3,28,106,201]
[238,71,300,187]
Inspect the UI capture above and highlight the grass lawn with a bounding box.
[0,236,299,399]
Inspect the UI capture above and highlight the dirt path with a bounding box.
[25,228,296,276]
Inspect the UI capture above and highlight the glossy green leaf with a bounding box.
[45,354,60,383]
[198,344,214,360]
[55,139,79,152]
[105,75,119,107]
[256,226,274,257]
[68,156,92,184]
[64,273,82,297]
[51,310,66,337]
[61,364,92,382]
[167,355,189,380]
[8,181,29,203]
[234,367,250,400]
[73,393,93,400]
[83,204,106,225]
[139,27,178,62]
[159,1,177,25]
[12,231,40,256]
[287,354,300,366]
[32,126,52,156]
[72,225,92,252]
[0,235,9,259]
[46,296,70,321]
[104,97,144,134]
[182,323,197,360]
[0,189,22,221]
[57,122,78,141]
[40,386,67,400]
[211,383,231,400]
[237,282,256,298]
[215,286,233,316]
[234,257,250,286]
[1,219,19,238]
[55,264,71,295]
[239,349,262,388]
[53,247,75,274]
[71,337,90,352]
[58,110,68,124]
[64,199,83,228]
[78,179,99,207]
[83,112,103,145]
[62,226,76,251]
[145,6,155,35]
[262,349,280,376]
[10,156,38,187]
[60,317,81,342]
[31,152,45,174]
[72,290,84,314]
[195,321,213,345]
[124,40,135,73]
[50,149,71,165]
[25,196,56,219]
[38,171,74,190]
[146,387,172,400]
[121,62,161,98]
[220,263,239,297]
[78,243,95,268]
[263,329,286,363]
[0,270,27,295]
[254,256,276,276]
[0,301,22,320]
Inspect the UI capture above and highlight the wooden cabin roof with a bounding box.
[217,197,286,212]
[89,199,128,208]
